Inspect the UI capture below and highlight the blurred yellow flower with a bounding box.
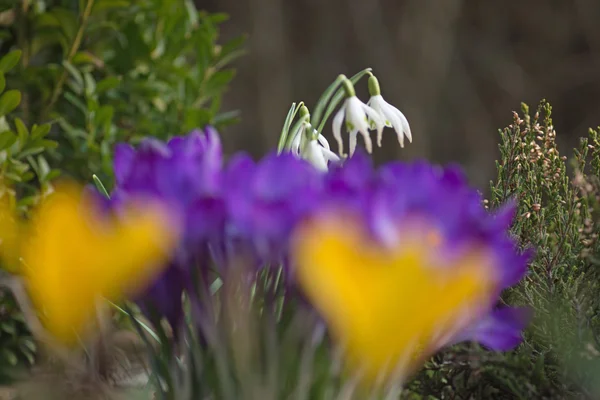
[0,188,19,273]
[292,215,497,385]
[0,182,179,345]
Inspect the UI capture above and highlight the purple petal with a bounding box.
[113,143,136,186]
[454,307,532,351]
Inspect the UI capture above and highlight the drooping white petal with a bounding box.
[348,130,359,156]
[332,106,346,156]
[397,108,412,144]
[368,94,412,148]
[320,147,341,162]
[379,103,405,148]
[384,101,412,146]
[361,103,384,151]
[317,133,331,150]
[305,141,329,172]
[344,97,374,154]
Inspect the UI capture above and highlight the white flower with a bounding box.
[290,124,340,172]
[332,96,385,157]
[368,94,412,148]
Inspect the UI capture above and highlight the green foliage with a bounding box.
[0,289,36,385]
[0,49,56,205]
[3,0,243,184]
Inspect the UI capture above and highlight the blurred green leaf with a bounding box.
[0,131,16,150]
[72,51,102,66]
[51,8,78,43]
[95,76,121,93]
[204,70,235,96]
[19,340,36,354]
[14,118,28,143]
[0,50,22,73]
[34,12,62,29]
[0,73,5,93]
[1,322,16,335]
[84,72,96,97]
[30,30,69,56]
[95,105,114,135]
[30,123,51,140]
[36,156,51,180]
[92,0,131,12]
[1,349,17,366]
[0,90,21,117]
[64,91,88,115]
[63,60,84,90]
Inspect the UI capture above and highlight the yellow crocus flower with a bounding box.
[0,182,179,346]
[292,214,498,386]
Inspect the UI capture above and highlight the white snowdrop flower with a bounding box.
[301,132,340,172]
[289,106,341,171]
[367,74,412,148]
[332,75,385,157]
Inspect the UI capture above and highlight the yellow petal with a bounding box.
[0,189,20,273]
[22,182,179,345]
[292,215,497,384]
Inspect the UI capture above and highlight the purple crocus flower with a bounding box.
[111,127,225,330]
[224,151,324,264]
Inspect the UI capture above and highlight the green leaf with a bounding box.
[34,12,62,29]
[1,322,16,335]
[92,0,131,12]
[183,108,212,132]
[212,110,240,128]
[1,349,18,366]
[14,118,28,143]
[45,169,61,181]
[36,155,51,180]
[214,35,247,70]
[0,131,16,150]
[84,72,96,97]
[63,60,84,90]
[30,31,69,56]
[92,175,110,198]
[0,90,21,117]
[208,12,229,24]
[22,350,35,365]
[31,123,52,140]
[0,73,5,93]
[72,51,101,66]
[278,103,297,153]
[21,171,35,182]
[0,116,8,132]
[285,113,310,149]
[204,70,236,96]
[64,91,87,115]
[0,50,22,73]
[20,339,36,353]
[95,76,121,93]
[51,8,78,42]
[95,105,114,135]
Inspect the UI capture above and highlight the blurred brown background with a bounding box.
[197,0,600,189]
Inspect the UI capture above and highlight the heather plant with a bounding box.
[402,102,600,399]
